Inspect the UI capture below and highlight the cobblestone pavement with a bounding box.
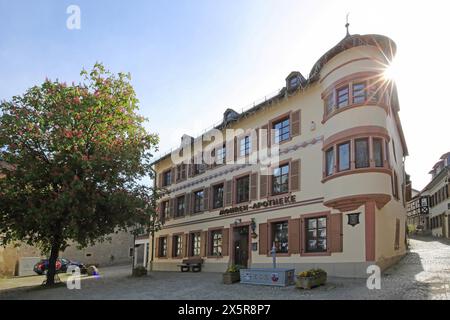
[1,236,449,300]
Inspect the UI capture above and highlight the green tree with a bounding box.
[0,63,159,285]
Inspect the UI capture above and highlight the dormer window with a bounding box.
[286,72,305,91]
[289,76,300,88]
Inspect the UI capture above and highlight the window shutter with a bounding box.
[187,159,193,178]
[183,234,189,257]
[200,231,207,257]
[291,110,301,137]
[260,174,268,198]
[158,172,163,188]
[300,218,305,255]
[250,173,258,201]
[288,218,300,254]
[169,198,175,218]
[203,187,210,211]
[222,228,229,256]
[290,159,300,192]
[155,237,159,258]
[330,213,343,253]
[158,203,165,224]
[185,193,192,215]
[170,167,176,185]
[167,236,172,258]
[251,129,259,161]
[259,223,268,255]
[225,180,233,207]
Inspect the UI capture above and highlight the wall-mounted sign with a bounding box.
[219,195,296,216]
[347,213,361,227]
[252,242,258,251]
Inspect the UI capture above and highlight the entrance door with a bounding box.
[233,226,249,267]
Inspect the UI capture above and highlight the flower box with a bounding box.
[223,272,240,284]
[296,269,327,289]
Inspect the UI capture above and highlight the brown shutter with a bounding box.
[167,236,172,258]
[250,172,258,201]
[169,198,175,218]
[300,218,305,255]
[170,167,176,185]
[183,234,189,257]
[200,231,207,257]
[158,172,163,188]
[185,193,192,215]
[288,218,300,254]
[395,218,400,250]
[330,213,343,253]
[290,159,300,192]
[203,187,210,211]
[291,110,301,137]
[259,223,268,255]
[222,228,229,256]
[225,180,233,207]
[260,175,268,198]
[155,237,159,258]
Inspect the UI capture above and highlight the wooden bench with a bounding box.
[178,258,204,272]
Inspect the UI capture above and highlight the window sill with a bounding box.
[322,167,392,183]
[300,251,331,257]
[266,253,291,258]
[207,255,224,259]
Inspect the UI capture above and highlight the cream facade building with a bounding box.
[409,153,450,238]
[150,32,408,278]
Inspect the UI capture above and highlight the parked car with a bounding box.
[33,258,87,275]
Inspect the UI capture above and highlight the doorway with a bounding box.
[233,226,249,268]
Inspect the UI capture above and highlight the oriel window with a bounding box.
[326,148,334,177]
[355,138,369,169]
[352,82,366,104]
[338,142,350,171]
[373,138,384,168]
[337,86,349,108]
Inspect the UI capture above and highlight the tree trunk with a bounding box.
[46,241,60,286]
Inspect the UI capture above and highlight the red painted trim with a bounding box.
[365,201,376,261]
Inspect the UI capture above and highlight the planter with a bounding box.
[223,272,240,284]
[296,274,327,289]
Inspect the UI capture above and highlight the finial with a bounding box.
[345,13,350,37]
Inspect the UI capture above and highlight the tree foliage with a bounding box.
[0,63,160,284]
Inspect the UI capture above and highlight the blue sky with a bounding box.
[1,0,450,190]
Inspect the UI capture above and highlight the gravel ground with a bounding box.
[1,236,449,300]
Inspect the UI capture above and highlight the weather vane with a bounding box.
[346,13,350,36]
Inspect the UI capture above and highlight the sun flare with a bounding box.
[383,58,398,81]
